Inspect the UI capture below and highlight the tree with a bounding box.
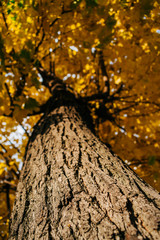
[0,0,160,239]
[9,91,160,239]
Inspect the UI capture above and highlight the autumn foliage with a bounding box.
[0,0,160,238]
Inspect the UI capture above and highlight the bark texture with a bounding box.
[9,96,160,240]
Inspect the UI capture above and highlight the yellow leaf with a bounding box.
[27,17,32,23]
[70,24,76,30]
[0,168,5,175]
[154,143,159,148]
[85,64,90,70]
[146,128,150,132]
[128,132,132,138]
[114,76,121,84]
[137,119,141,124]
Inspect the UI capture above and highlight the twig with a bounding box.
[35,29,45,53]
[3,180,17,188]
[114,103,138,114]
[0,143,7,153]
[1,8,8,30]
[8,139,21,153]
[16,120,30,138]
[36,17,43,36]
[50,2,72,27]
[111,83,124,97]
[4,83,14,107]
[49,17,59,27]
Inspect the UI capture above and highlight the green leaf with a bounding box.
[11,15,17,21]
[32,1,39,11]
[86,0,98,8]
[0,97,4,106]
[0,34,5,66]
[7,9,11,14]
[97,33,113,48]
[83,41,91,48]
[18,2,23,8]
[148,156,156,166]
[11,51,19,61]
[24,98,39,110]
[32,78,40,89]
[120,0,129,8]
[140,0,154,16]
[153,172,158,180]
[26,40,34,50]
[70,0,82,9]
[20,49,31,62]
[105,15,116,30]
[34,60,41,68]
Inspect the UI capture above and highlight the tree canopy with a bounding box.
[0,0,160,238]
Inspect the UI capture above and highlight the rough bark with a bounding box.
[9,93,160,240]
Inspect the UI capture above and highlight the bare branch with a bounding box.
[16,120,30,138]
[36,62,66,94]
[1,6,8,30]
[36,17,43,36]
[14,72,27,100]
[49,17,59,27]
[112,83,124,97]
[50,3,72,27]
[0,143,8,153]
[114,103,138,114]
[7,139,21,154]
[99,50,110,96]
[3,180,17,188]
[4,83,14,107]
[35,29,45,53]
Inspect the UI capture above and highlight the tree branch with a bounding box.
[3,180,17,188]
[4,83,14,107]
[37,62,66,94]
[49,17,59,27]
[14,72,27,100]
[0,3,8,30]
[16,120,30,138]
[35,29,45,53]
[112,83,124,97]
[50,2,72,27]
[99,50,110,96]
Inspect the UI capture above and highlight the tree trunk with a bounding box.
[9,93,160,240]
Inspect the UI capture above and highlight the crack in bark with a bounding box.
[134,180,160,209]
[69,225,77,240]
[77,142,82,168]
[61,166,74,207]
[126,199,139,234]
[97,155,103,170]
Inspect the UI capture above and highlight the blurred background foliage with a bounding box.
[0,0,160,238]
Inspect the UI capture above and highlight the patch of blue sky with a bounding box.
[69,46,78,52]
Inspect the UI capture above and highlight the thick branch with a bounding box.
[37,63,66,94]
